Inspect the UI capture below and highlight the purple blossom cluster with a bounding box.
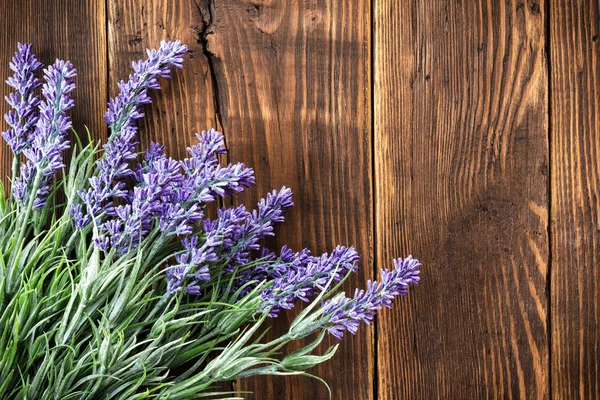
[259,246,360,317]
[243,245,315,287]
[87,129,256,254]
[4,45,77,208]
[322,256,421,339]
[2,43,42,154]
[70,42,261,255]
[2,41,421,344]
[166,235,216,295]
[75,40,188,228]
[166,187,294,294]
[220,187,294,268]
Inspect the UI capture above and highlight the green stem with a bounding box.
[15,170,42,244]
[58,298,86,345]
[6,170,43,293]
[9,156,19,200]
[144,231,168,265]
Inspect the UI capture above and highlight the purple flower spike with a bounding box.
[187,129,227,166]
[2,43,43,154]
[166,236,218,295]
[95,144,184,253]
[323,256,421,339]
[212,187,294,270]
[14,58,76,207]
[259,246,360,317]
[105,40,187,131]
[254,187,294,226]
[76,40,188,226]
[180,130,255,203]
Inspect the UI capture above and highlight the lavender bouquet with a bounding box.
[0,41,420,399]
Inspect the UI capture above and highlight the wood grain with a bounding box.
[0,0,107,186]
[107,0,217,161]
[199,1,374,399]
[375,0,549,398]
[7,0,596,398]
[550,1,600,397]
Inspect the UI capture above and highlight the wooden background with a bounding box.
[0,0,597,398]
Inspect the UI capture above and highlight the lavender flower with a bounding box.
[105,40,187,132]
[13,59,76,208]
[253,187,294,230]
[95,144,183,252]
[184,129,227,167]
[260,246,360,317]
[256,246,315,280]
[218,187,294,269]
[75,40,187,226]
[154,130,255,238]
[166,236,217,295]
[322,256,421,339]
[165,207,249,294]
[179,130,255,203]
[164,186,295,295]
[12,162,35,203]
[230,246,316,298]
[2,43,42,154]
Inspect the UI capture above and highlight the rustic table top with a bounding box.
[0,1,596,399]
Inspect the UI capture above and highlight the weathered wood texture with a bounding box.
[375,0,549,398]
[0,0,107,186]
[550,1,600,398]
[202,2,374,399]
[2,0,600,398]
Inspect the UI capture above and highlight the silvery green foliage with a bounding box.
[0,42,420,399]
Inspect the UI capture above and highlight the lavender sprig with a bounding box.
[166,205,249,294]
[14,59,76,208]
[105,40,186,134]
[156,129,249,235]
[260,246,360,317]
[216,187,293,269]
[178,130,255,206]
[2,43,42,155]
[166,235,217,295]
[164,187,294,296]
[75,40,187,227]
[322,256,421,339]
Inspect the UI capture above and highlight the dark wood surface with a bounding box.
[375,0,549,398]
[550,0,600,398]
[0,0,597,399]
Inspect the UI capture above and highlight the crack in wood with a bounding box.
[195,0,224,141]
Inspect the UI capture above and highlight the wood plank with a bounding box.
[0,0,107,187]
[107,0,217,161]
[197,1,374,399]
[375,1,549,398]
[550,1,600,397]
